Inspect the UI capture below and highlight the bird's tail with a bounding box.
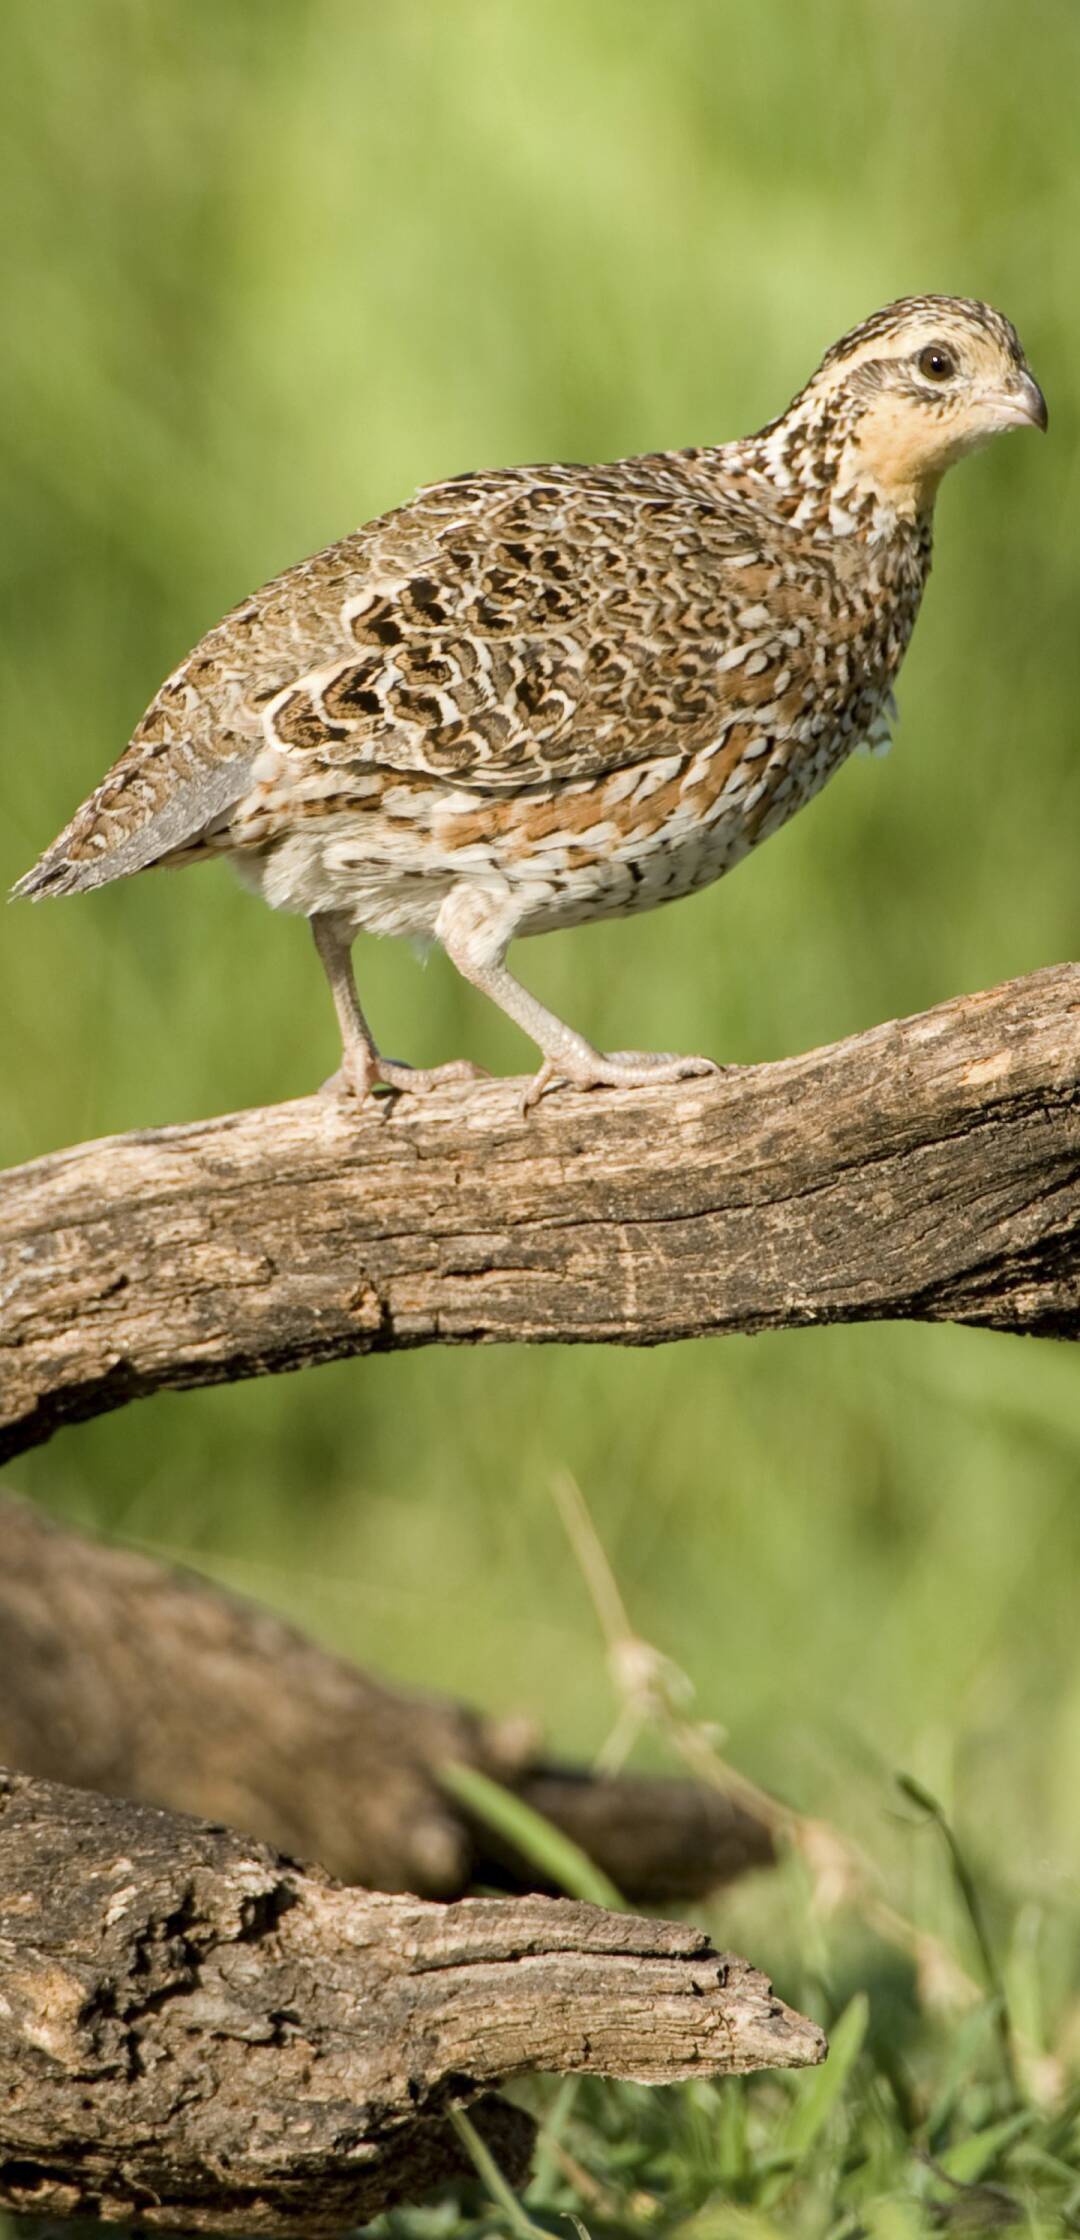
[11,751,254,901]
[12,830,108,899]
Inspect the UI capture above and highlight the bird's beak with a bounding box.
[997,368,1049,432]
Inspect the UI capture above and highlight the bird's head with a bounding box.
[769,296,1047,527]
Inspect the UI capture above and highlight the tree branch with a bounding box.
[0,1769,822,2233]
[0,1496,772,1902]
[3,964,1078,1461]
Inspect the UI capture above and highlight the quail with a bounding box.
[15,296,1046,1107]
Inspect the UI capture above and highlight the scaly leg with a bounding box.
[311,912,488,1101]
[435,885,719,1110]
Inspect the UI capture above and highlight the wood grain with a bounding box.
[2,963,1078,1461]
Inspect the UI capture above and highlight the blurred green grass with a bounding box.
[2,3,1080,2230]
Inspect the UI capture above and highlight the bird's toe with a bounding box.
[375,1057,490,1095]
[604,1050,721,1080]
[523,1047,722,1111]
[317,1057,386,1107]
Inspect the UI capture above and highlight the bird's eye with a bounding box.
[916,343,957,382]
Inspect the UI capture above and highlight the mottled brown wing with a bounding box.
[261,466,816,792]
[15,459,817,898]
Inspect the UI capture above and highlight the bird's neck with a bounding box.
[712,391,941,544]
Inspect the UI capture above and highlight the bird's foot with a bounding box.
[374,1056,491,1095]
[522,1048,721,1113]
[320,1053,489,1105]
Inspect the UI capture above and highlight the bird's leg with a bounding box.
[436,885,719,1111]
[311,912,381,1098]
[310,912,487,1101]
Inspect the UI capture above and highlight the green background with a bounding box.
[2,3,1079,2225]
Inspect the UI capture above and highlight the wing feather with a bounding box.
[259,465,813,792]
[14,454,826,898]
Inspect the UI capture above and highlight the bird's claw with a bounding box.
[375,1057,491,1094]
[319,1055,490,1106]
[522,1049,721,1113]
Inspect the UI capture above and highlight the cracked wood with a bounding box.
[0,1768,822,2234]
[1,963,1078,1461]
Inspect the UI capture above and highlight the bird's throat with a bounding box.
[836,399,945,525]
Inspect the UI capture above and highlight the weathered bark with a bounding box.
[2,965,1078,1462]
[0,1497,772,1901]
[0,1769,823,2234]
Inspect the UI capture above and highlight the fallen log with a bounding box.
[0,1769,823,2234]
[2,965,1078,1462]
[0,1496,772,1901]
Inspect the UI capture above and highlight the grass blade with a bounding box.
[441,1761,626,1911]
[758,1992,868,2205]
[447,2102,555,2239]
[896,1773,1018,2099]
[935,2109,1035,2184]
